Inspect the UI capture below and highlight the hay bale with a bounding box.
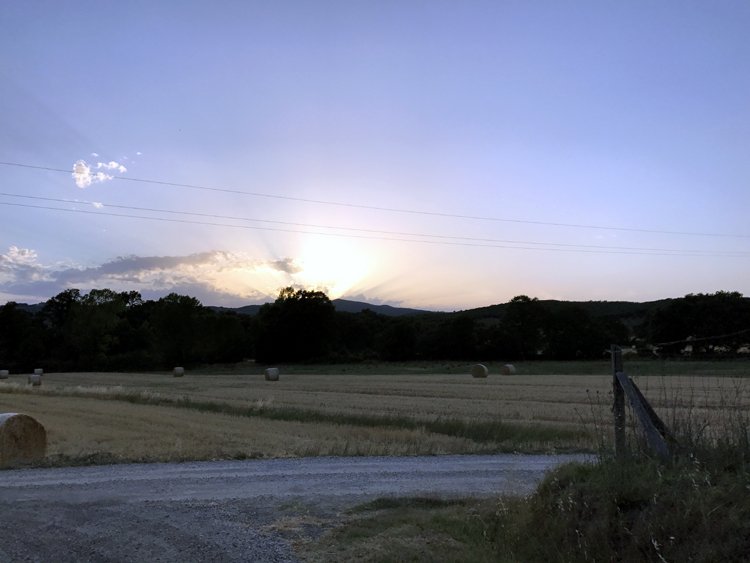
[264,367,280,381]
[173,366,185,377]
[0,413,47,466]
[28,373,42,386]
[0,370,9,379]
[33,368,43,376]
[500,364,516,375]
[471,364,489,378]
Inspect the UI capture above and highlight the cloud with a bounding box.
[0,249,290,306]
[92,202,104,209]
[0,246,58,294]
[1,246,38,266]
[91,152,99,157]
[72,160,113,188]
[267,258,302,274]
[71,158,127,188]
[96,161,127,173]
[72,160,94,188]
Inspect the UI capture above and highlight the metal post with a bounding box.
[612,344,626,457]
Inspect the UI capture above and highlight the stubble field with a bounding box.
[1,360,748,466]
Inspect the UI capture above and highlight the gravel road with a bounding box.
[0,453,589,562]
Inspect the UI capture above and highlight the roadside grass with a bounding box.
[301,497,504,563]
[313,451,749,563]
[303,374,750,562]
[505,453,750,562]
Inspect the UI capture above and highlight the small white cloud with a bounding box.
[91,152,99,157]
[96,161,127,173]
[72,159,126,188]
[136,151,142,156]
[72,160,93,188]
[92,202,104,209]
[3,246,38,266]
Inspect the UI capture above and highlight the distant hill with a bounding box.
[208,299,429,317]
[209,298,672,325]
[458,299,673,328]
[207,304,262,316]
[332,299,430,316]
[0,295,688,327]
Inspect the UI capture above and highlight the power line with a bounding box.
[2,160,749,240]
[2,200,750,258]
[654,328,750,348]
[2,192,747,256]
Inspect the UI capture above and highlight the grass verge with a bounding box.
[301,497,503,563]
[302,370,750,562]
[304,454,750,563]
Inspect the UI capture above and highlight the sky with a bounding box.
[1,1,749,311]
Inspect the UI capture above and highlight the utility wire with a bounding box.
[2,160,749,239]
[2,200,750,258]
[2,192,746,256]
[653,329,750,348]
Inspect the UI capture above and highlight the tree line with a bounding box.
[1,288,748,371]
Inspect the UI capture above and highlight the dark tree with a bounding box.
[256,287,336,362]
[498,295,547,360]
[334,309,384,360]
[543,305,624,360]
[378,317,418,361]
[195,312,248,364]
[418,315,476,360]
[152,293,204,366]
[645,292,750,356]
[0,302,45,371]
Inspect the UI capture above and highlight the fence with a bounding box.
[612,344,675,460]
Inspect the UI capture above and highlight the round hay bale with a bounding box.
[500,364,516,375]
[0,369,9,379]
[0,413,47,466]
[173,366,185,377]
[471,364,489,378]
[28,373,42,386]
[264,367,280,381]
[33,368,43,376]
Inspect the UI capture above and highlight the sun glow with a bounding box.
[295,238,373,299]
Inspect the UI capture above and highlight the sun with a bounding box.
[295,237,372,299]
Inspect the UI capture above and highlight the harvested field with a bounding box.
[0,363,748,466]
[0,393,486,464]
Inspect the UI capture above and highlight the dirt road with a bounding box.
[0,453,588,562]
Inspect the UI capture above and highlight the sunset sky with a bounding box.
[2,1,749,310]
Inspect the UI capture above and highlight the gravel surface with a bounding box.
[0,453,590,562]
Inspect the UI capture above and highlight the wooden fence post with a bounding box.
[612,344,626,457]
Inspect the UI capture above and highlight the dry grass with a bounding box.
[0,392,487,465]
[13,371,606,426]
[0,367,747,466]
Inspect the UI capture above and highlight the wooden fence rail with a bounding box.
[611,345,675,460]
